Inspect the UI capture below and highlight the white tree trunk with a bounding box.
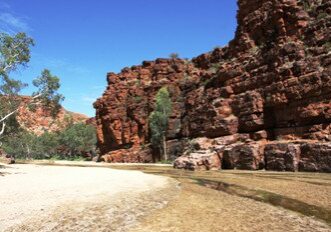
[162,134,168,161]
[0,122,6,136]
[0,93,42,143]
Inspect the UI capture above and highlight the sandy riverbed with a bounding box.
[1,163,330,232]
[0,164,179,231]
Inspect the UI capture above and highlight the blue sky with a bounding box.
[0,0,238,117]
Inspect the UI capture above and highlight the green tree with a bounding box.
[0,32,63,141]
[169,53,179,59]
[1,130,30,159]
[58,122,97,158]
[2,122,97,160]
[0,32,34,80]
[1,128,58,160]
[32,69,64,115]
[149,87,172,161]
[35,132,59,158]
[0,32,34,138]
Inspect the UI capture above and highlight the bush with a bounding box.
[2,122,97,160]
[58,122,97,158]
[169,53,179,59]
[317,12,328,20]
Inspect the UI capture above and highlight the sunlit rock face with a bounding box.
[94,0,331,172]
[17,96,89,135]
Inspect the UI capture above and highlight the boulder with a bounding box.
[101,146,153,163]
[166,139,188,160]
[222,144,242,169]
[225,143,265,170]
[189,137,214,150]
[299,143,331,172]
[174,150,221,171]
[265,143,301,171]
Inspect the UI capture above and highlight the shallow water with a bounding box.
[108,165,331,225]
[196,178,331,225]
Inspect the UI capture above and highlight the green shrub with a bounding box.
[323,42,331,51]
[134,96,142,103]
[317,12,328,20]
[208,63,220,74]
[202,77,215,87]
[169,53,179,59]
[2,122,97,160]
[135,79,141,86]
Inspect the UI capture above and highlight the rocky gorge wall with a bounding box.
[94,0,331,172]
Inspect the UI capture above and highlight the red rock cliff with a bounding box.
[94,0,331,171]
[16,96,89,135]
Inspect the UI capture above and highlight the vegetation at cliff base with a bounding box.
[2,121,97,160]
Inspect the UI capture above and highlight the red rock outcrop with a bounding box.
[94,59,200,162]
[16,96,89,135]
[94,0,331,172]
[86,117,97,127]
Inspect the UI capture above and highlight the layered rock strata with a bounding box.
[94,0,331,172]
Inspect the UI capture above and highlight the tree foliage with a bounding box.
[0,32,63,140]
[0,32,33,97]
[1,122,97,160]
[0,32,96,161]
[0,32,34,133]
[31,69,64,115]
[149,87,172,161]
[0,32,34,77]
[169,53,179,59]
[58,122,97,157]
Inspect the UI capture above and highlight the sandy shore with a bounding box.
[0,164,179,231]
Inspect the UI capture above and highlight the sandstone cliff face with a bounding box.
[17,96,89,135]
[94,59,200,162]
[94,0,331,171]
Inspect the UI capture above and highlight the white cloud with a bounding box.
[0,13,30,34]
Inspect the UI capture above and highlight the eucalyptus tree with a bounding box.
[0,32,63,142]
[149,87,172,161]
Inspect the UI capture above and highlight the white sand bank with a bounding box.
[0,164,178,231]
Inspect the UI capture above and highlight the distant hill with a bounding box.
[16,96,89,135]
